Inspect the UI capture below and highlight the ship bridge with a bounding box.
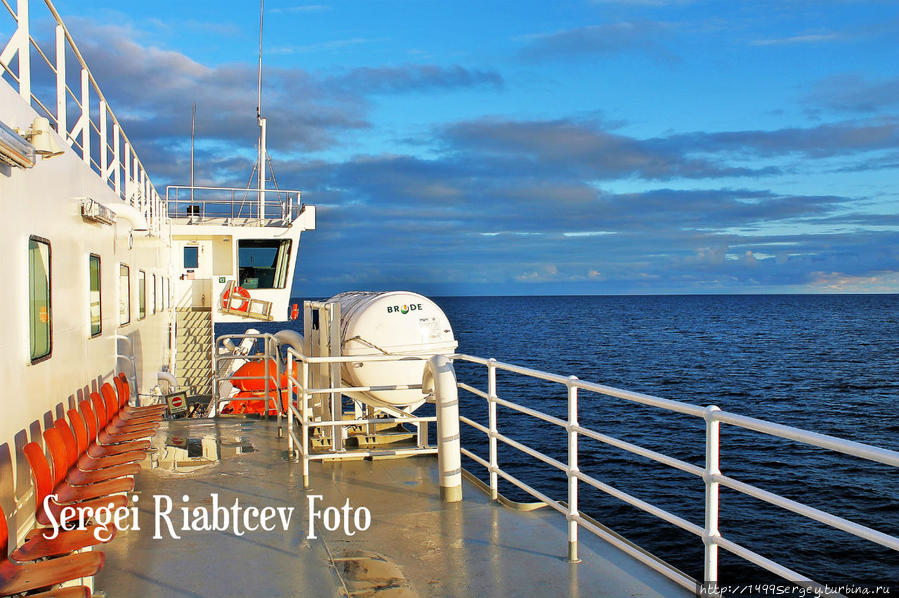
[167,184,315,396]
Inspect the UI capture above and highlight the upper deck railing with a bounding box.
[166,185,304,227]
[1,0,167,236]
[273,345,898,595]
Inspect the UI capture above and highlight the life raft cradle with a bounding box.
[220,280,274,321]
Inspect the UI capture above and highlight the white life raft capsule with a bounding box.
[326,291,458,410]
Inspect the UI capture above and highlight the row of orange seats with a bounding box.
[0,373,166,597]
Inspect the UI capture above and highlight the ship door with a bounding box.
[179,241,213,308]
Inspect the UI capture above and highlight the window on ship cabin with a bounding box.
[152,274,157,314]
[89,254,101,337]
[120,264,130,325]
[184,246,199,269]
[237,239,292,289]
[138,270,146,319]
[28,236,52,362]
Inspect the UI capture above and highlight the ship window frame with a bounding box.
[89,254,102,338]
[119,264,131,326]
[237,239,292,290]
[183,246,199,269]
[138,270,146,320]
[28,235,52,364]
[152,273,157,315]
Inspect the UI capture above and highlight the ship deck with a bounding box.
[96,418,694,597]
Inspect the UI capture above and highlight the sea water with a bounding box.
[219,294,898,585]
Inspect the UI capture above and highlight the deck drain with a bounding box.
[332,550,418,598]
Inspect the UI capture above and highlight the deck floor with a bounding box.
[95,418,694,597]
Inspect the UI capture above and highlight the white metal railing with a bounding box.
[267,340,899,592]
[212,333,284,419]
[1,0,166,235]
[448,354,899,594]
[284,347,438,488]
[165,185,305,226]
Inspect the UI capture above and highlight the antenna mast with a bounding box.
[190,103,196,205]
[256,0,267,220]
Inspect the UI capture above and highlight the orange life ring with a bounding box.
[222,285,251,313]
[290,303,299,320]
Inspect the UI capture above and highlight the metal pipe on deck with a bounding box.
[423,355,462,503]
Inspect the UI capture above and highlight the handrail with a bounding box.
[1,0,167,235]
[282,346,444,488]
[212,333,283,420]
[446,353,899,594]
[165,185,304,226]
[273,343,898,592]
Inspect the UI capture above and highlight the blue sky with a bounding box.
[33,1,899,294]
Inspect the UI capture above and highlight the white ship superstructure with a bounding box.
[1,2,896,597]
[0,0,314,543]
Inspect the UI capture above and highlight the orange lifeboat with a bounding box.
[222,359,298,415]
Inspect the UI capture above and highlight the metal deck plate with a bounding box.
[95,418,693,597]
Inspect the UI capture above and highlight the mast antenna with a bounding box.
[190,103,196,205]
[256,0,264,120]
[256,0,266,219]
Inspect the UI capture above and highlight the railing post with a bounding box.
[262,336,269,421]
[287,350,294,455]
[328,303,343,452]
[301,359,310,488]
[275,336,282,428]
[113,123,121,195]
[567,376,581,563]
[423,355,462,503]
[99,100,106,176]
[487,358,498,501]
[703,405,722,591]
[211,334,219,418]
[80,68,89,165]
[55,25,66,137]
[14,0,30,102]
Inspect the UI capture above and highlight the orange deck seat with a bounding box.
[45,427,139,486]
[79,400,150,455]
[22,441,127,527]
[68,408,147,468]
[102,383,160,427]
[117,373,166,416]
[0,506,104,596]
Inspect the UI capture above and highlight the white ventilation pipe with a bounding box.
[157,371,178,389]
[423,355,462,503]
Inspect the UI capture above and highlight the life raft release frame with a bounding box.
[220,280,273,321]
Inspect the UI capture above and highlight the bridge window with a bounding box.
[120,264,130,325]
[89,254,101,337]
[238,239,291,289]
[28,236,52,363]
